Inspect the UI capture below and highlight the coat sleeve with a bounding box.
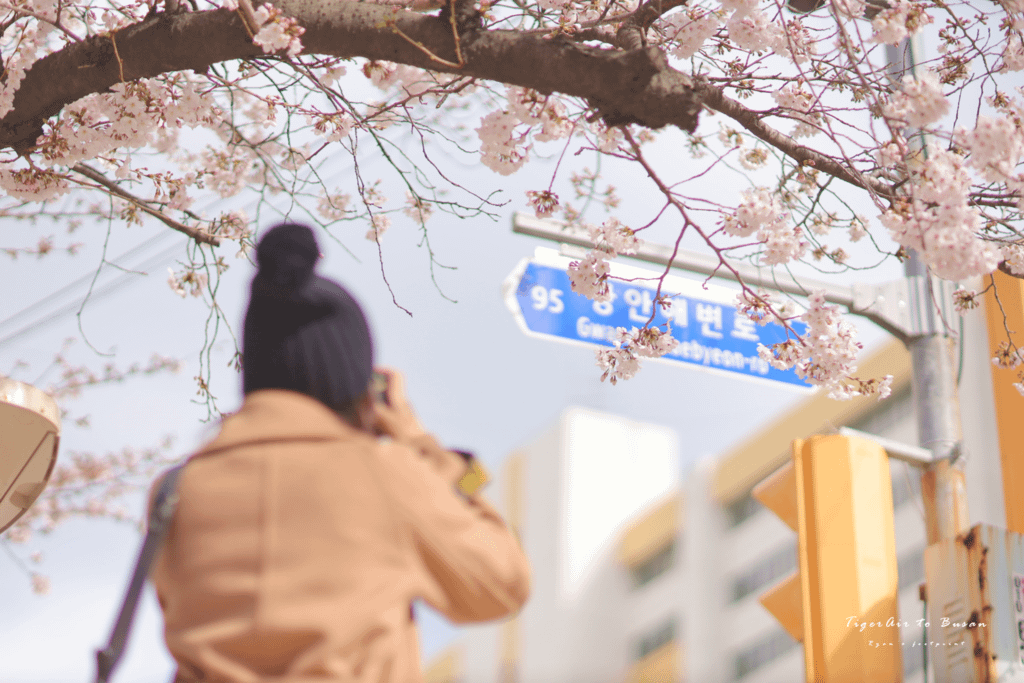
[372,436,532,625]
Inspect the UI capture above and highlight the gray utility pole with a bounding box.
[905,248,969,544]
[885,36,970,546]
[512,210,967,544]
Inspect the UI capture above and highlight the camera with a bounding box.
[372,371,389,405]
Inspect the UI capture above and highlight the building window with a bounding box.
[734,630,797,679]
[898,549,925,592]
[732,543,797,602]
[636,618,677,660]
[727,494,760,527]
[631,541,676,589]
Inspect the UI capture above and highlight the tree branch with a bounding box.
[0,1,701,153]
[70,163,221,246]
[693,77,897,201]
[616,0,687,51]
[0,1,82,41]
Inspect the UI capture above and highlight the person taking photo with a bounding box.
[149,222,531,683]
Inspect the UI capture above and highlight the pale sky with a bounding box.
[0,87,897,682]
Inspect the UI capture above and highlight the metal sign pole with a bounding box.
[905,250,970,544]
[883,36,970,546]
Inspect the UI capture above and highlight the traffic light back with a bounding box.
[754,434,903,683]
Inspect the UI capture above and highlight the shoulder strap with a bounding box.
[94,463,186,683]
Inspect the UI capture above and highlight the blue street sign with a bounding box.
[504,250,812,389]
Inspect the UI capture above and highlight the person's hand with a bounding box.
[373,368,471,485]
[372,368,428,444]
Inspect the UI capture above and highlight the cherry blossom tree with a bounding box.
[3,0,1024,587]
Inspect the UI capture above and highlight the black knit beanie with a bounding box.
[242,223,374,410]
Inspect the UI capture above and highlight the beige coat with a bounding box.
[150,389,531,683]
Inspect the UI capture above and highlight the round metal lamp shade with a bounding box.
[0,378,60,534]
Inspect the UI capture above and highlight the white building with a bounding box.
[424,302,1013,683]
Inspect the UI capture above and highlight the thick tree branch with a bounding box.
[616,0,687,51]
[70,163,221,245]
[0,1,701,152]
[693,78,897,202]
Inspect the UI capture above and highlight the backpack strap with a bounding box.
[94,463,186,683]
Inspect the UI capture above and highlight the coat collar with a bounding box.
[194,389,361,457]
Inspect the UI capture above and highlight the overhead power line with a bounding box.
[0,239,187,350]
[0,232,179,333]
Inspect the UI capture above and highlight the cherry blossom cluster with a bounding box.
[476,87,574,175]
[0,0,59,120]
[955,114,1024,186]
[772,83,821,139]
[47,351,183,402]
[736,288,797,326]
[1002,244,1024,277]
[882,71,949,128]
[477,109,530,175]
[991,341,1024,396]
[660,7,722,59]
[952,286,981,314]
[993,340,1024,369]
[870,0,933,45]
[307,110,355,143]
[211,210,254,257]
[588,217,641,255]
[722,187,808,265]
[756,291,890,400]
[526,190,560,218]
[567,218,642,301]
[1003,29,1024,71]
[168,267,210,298]
[568,250,613,301]
[698,0,813,64]
[402,190,434,224]
[596,325,679,384]
[2,236,83,259]
[363,60,442,101]
[317,192,352,221]
[366,214,391,241]
[4,435,180,560]
[37,76,220,168]
[251,3,306,58]
[0,165,69,201]
[878,145,1002,281]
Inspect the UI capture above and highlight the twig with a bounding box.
[109,32,125,82]
[236,0,259,38]
[616,0,687,50]
[446,0,465,67]
[0,1,82,41]
[389,22,462,68]
[70,163,221,246]
[694,78,897,201]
